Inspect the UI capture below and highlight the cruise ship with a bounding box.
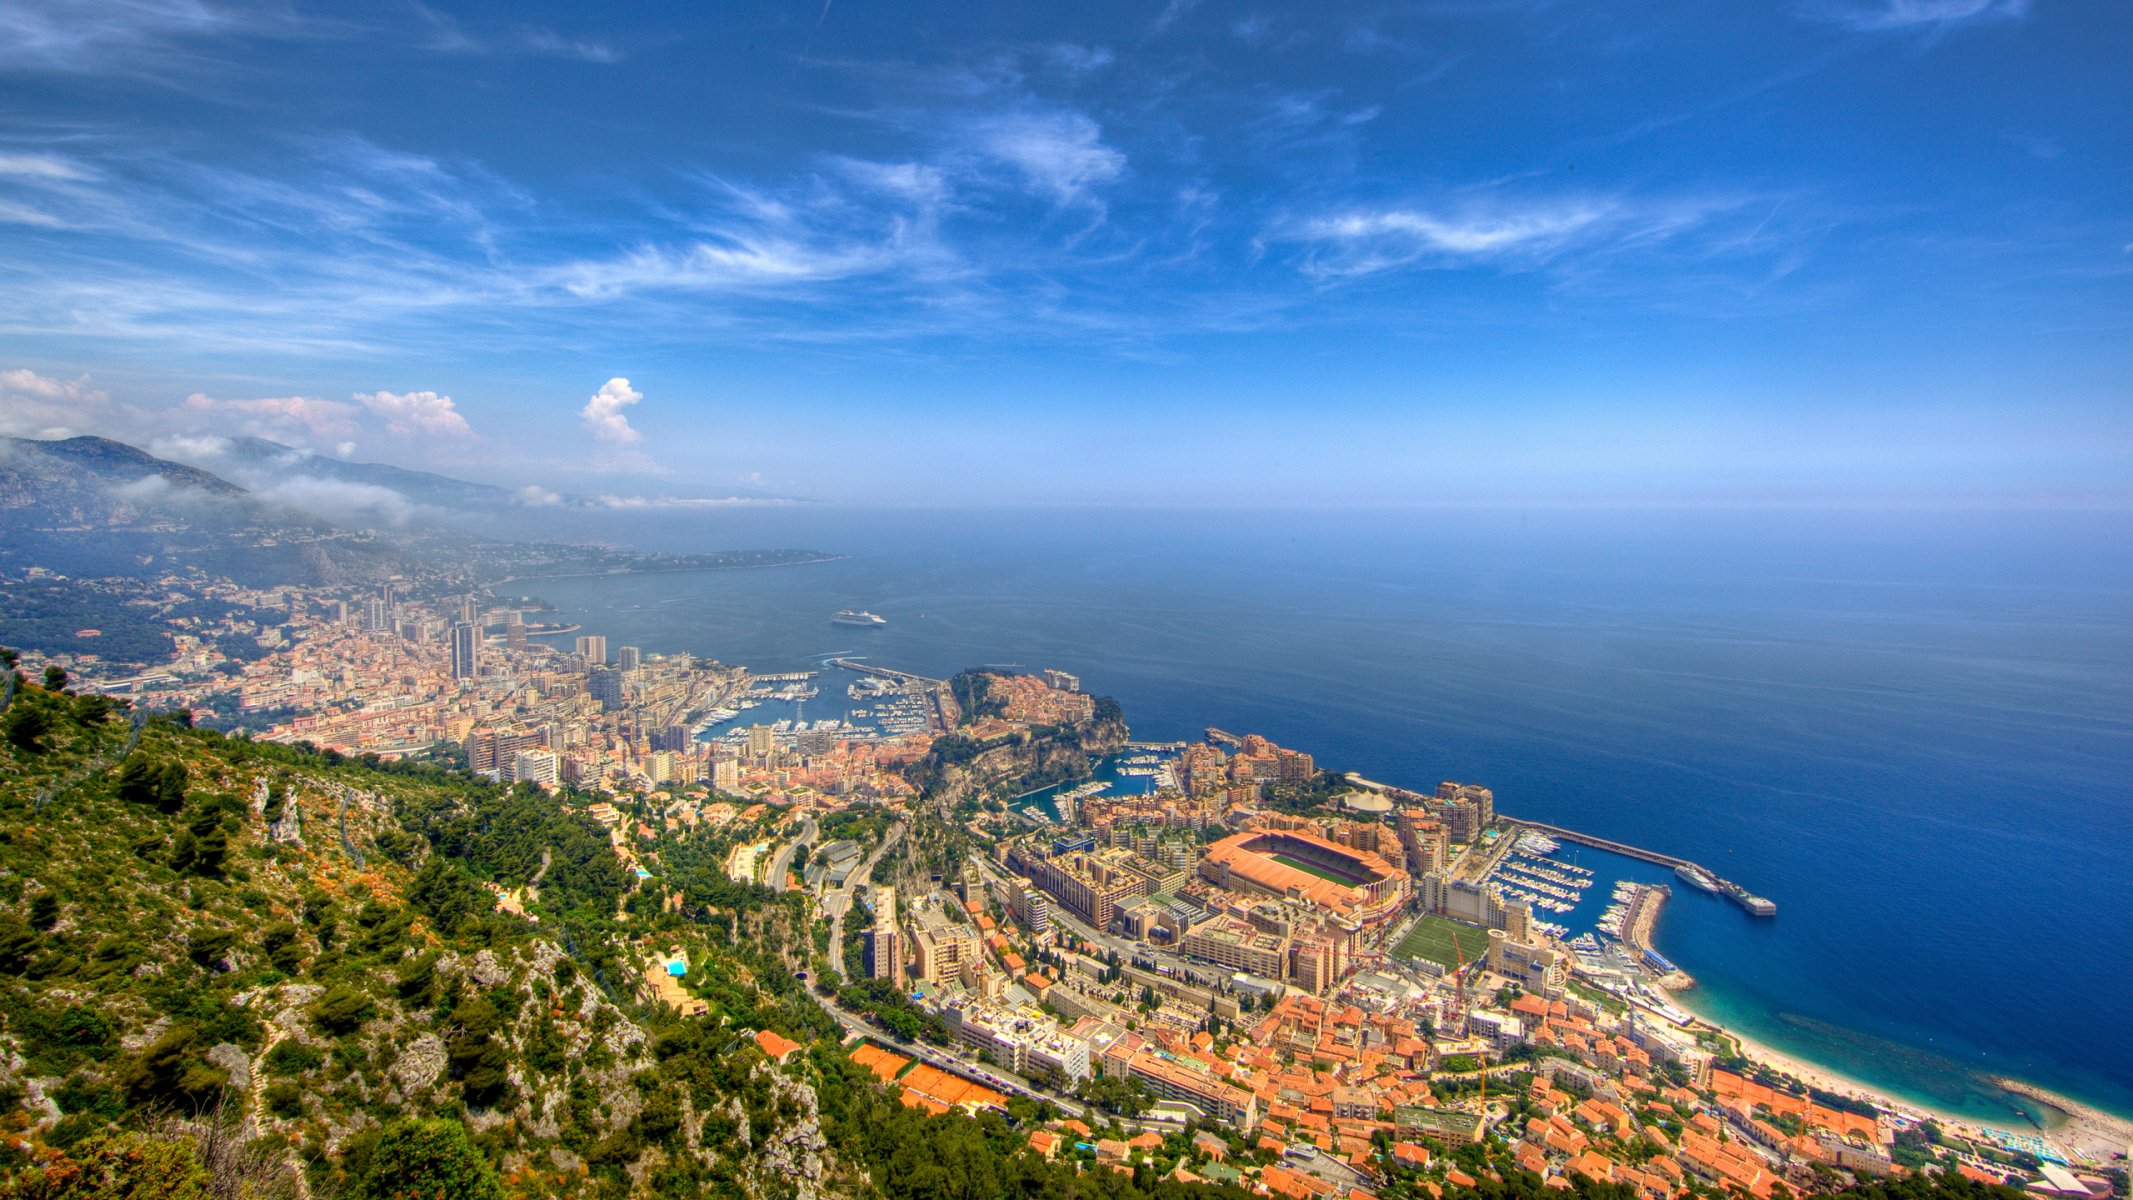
[831,609,887,627]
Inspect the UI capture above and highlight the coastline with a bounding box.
[1680,1001,2133,1166]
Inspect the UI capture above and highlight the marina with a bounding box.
[1504,816,1776,918]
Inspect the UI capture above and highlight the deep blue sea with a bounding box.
[500,505,2133,1124]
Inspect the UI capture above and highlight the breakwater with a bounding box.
[1502,817,1775,918]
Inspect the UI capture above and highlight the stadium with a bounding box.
[1199,827,1409,926]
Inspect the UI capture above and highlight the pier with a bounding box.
[1502,817,1776,917]
[827,658,944,686]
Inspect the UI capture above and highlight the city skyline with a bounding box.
[1,0,2127,506]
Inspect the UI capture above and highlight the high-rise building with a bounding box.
[511,748,559,787]
[617,645,642,672]
[459,598,479,625]
[651,725,691,752]
[506,623,527,651]
[466,727,535,777]
[449,622,480,679]
[588,667,625,710]
[866,887,902,986]
[573,635,607,665]
[746,724,776,759]
[363,599,389,632]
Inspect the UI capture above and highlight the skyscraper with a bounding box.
[449,622,480,679]
[574,635,608,665]
[589,667,625,710]
[617,645,642,671]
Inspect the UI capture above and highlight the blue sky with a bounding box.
[0,0,2127,505]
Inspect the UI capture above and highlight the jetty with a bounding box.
[1501,817,1775,917]
[827,659,943,687]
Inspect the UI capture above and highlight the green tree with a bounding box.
[354,1119,503,1200]
[2,703,53,753]
[41,666,67,692]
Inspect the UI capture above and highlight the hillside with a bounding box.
[0,436,421,588]
[0,667,1258,1200]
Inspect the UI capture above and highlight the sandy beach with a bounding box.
[1698,1019,2133,1168]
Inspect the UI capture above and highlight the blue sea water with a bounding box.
[505,505,2133,1124]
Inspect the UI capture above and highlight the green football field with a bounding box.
[1393,914,1487,970]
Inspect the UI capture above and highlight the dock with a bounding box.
[1502,817,1776,917]
[827,659,944,687]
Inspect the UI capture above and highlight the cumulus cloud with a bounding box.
[357,389,472,437]
[0,366,112,436]
[183,391,362,438]
[580,377,644,444]
[149,434,242,463]
[514,484,564,507]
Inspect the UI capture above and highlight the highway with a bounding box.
[766,815,818,893]
[823,821,903,979]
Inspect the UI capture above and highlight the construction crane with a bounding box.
[1447,930,1486,1116]
[1448,930,1470,1030]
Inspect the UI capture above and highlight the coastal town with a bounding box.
[14,567,2132,1200]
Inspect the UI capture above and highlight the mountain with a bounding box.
[0,436,419,587]
[0,680,1268,1200]
[0,434,834,596]
[13,436,247,500]
[162,436,800,525]
[203,436,523,510]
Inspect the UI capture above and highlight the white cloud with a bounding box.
[1288,202,1614,276]
[580,377,644,444]
[549,237,887,299]
[0,367,112,436]
[0,152,88,181]
[253,475,422,527]
[589,493,791,509]
[1049,44,1113,75]
[1800,0,2027,30]
[183,391,362,438]
[357,389,472,437]
[514,484,564,506]
[972,110,1126,209]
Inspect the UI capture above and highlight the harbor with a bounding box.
[1502,816,1776,918]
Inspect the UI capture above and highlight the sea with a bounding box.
[494,504,2133,1126]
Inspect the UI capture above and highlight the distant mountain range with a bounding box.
[159,435,796,518]
[1,434,428,586]
[194,435,524,509]
[0,434,830,590]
